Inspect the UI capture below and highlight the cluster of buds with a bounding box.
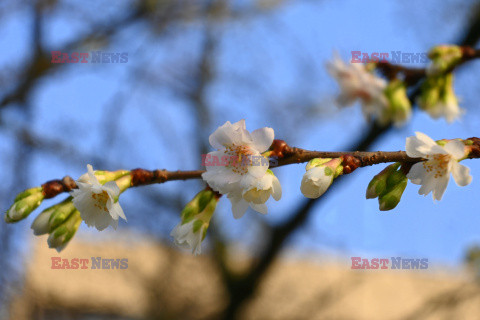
[327,54,414,127]
[5,165,131,252]
[300,158,343,199]
[5,187,82,252]
[417,45,464,123]
[170,189,219,255]
[366,162,408,211]
[31,198,83,252]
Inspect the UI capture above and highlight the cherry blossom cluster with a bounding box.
[4,44,480,255]
[328,45,464,125]
[3,124,477,254]
[201,120,282,219]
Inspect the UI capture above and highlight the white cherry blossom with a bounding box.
[202,120,274,195]
[406,132,472,200]
[227,171,282,219]
[71,164,126,231]
[327,53,389,122]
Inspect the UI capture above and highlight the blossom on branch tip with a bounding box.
[406,132,472,201]
[71,164,127,231]
[170,189,218,255]
[301,158,343,199]
[418,73,462,123]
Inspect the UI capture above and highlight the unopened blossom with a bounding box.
[71,164,126,231]
[5,187,44,223]
[227,170,282,219]
[327,53,389,122]
[406,132,472,200]
[301,166,333,199]
[171,190,217,255]
[47,210,82,253]
[301,158,343,199]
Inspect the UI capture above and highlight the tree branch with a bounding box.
[37,137,480,200]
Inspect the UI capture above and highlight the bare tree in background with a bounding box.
[3,0,480,319]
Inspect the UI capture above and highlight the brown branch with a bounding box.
[38,137,480,200]
[274,149,416,167]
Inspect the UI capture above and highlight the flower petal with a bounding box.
[109,202,127,221]
[406,132,441,158]
[271,175,282,201]
[417,172,437,196]
[443,140,466,160]
[432,176,449,201]
[228,193,249,219]
[247,162,269,179]
[103,181,120,197]
[451,162,472,187]
[208,120,250,150]
[250,127,274,153]
[406,162,425,185]
[94,212,114,231]
[250,203,268,215]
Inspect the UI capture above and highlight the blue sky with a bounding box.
[2,0,480,267]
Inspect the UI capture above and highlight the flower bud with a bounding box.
[5,187,44,223]
[366,163,400,199]
[31,197,76,235]
[386,170,406,189]
[384,80,411,127]
[301,158,343,199]
[378,177,408,211]
[47,210,82,252]
[367,163,408,211]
